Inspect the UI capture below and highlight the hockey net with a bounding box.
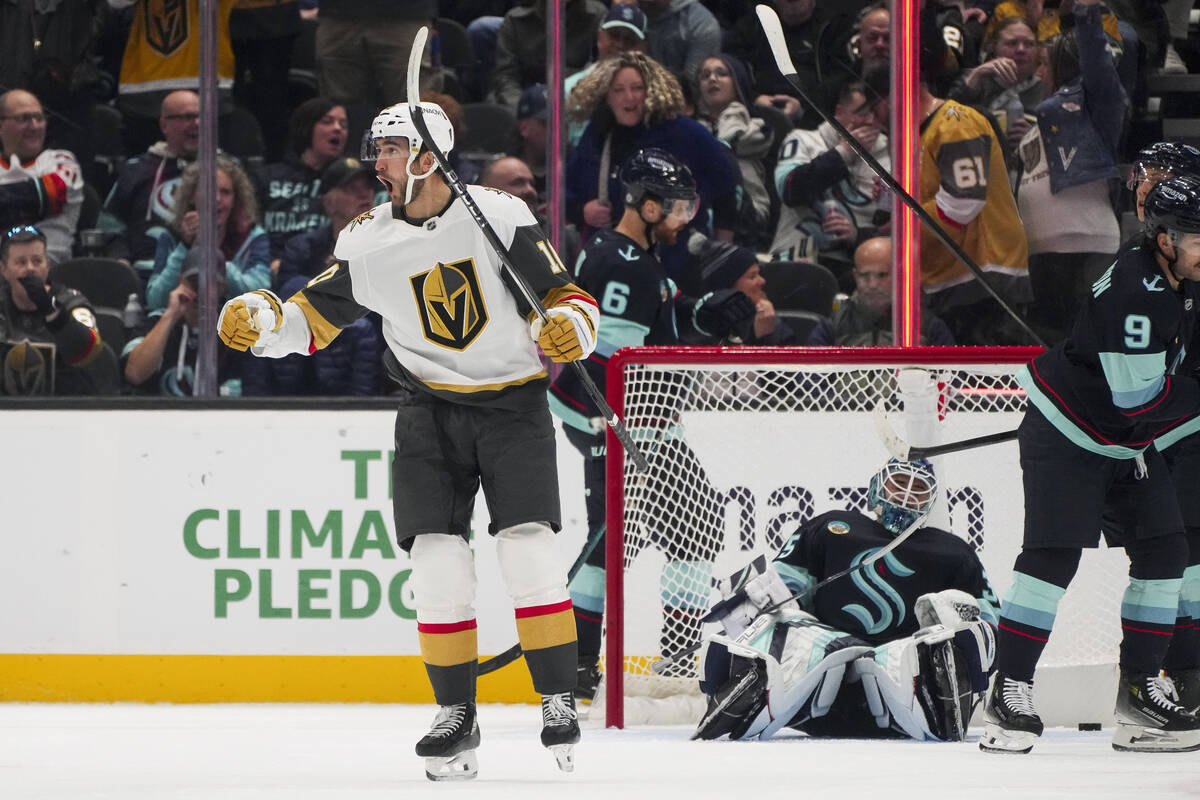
[599,347,1129,729]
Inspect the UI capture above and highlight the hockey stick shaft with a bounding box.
[909,429,1018,459]
[871,401,1018,460]
[477,522,606,675]
[754,5,1045,349]
[406,28,650,474]
[652,509,930,674]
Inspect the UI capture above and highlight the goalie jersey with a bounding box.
[284,186,595,408]
[773,510,999,644]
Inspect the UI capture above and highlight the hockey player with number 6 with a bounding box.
[983,175,1200,754]
[693,458,999,743]
[549,148,755,704]
[215,99,598,780]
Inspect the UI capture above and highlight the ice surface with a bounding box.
[3,703,1198,799]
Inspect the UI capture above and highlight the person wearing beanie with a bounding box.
[695,54,776,251]
[693,238,796,345]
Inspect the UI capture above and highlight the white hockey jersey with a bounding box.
[260,185,596,404]
[0,148,84,265]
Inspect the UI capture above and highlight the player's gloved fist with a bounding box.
[16,274,56,316]
[218,289,285,351]
[530,303,598,363]
[695,289,756,338]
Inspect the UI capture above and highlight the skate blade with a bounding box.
[978,723,1037,754]
[425,750,479,781]
[549,743,575,773]
[1112,723,1200,752]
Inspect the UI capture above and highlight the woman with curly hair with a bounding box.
[565,51,739,274]
[146,155,272,311]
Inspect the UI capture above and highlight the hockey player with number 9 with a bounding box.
[983,175,1200,754]
[694,459,1000,743]
[215,99,599,780]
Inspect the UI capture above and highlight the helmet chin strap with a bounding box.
[403,148,438,205]
[637,201,664,247]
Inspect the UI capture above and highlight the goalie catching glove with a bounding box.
[530,302,598,363]
[218,290,285,351]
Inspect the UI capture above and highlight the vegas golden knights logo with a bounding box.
[411,259,489,350]
[145,0,188,57]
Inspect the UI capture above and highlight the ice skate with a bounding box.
[1111,671,1200,752]
[541,692,581,772]
[415,702,480,781]
[1165,668,1200,715]
[979,673,1043,754]
[575,655,602,706]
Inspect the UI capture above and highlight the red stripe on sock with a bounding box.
[514,599,573,619]
[574,609,602,623]
[1120,623,1174,636]
[417,619,478,634]
[998,621,1049,642]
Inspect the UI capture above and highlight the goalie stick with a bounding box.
[651,506,932,675]
[754,4,1046,349]
[404,26,651,474]
[871,402,1018,460]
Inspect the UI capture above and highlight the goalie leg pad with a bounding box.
[854,620,993,741]
[713,611,872,740]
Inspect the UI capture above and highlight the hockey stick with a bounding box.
[404,27,650,474]
[754,4,1046,349]
[651,507,932,675]
[871,401,1018,460]
[477,522,606,675]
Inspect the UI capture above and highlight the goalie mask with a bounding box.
[361,101,455,204]
[867,458,937,535]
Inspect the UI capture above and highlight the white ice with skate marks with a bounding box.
[3,703,1198,799]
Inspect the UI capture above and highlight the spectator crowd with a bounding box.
[0,0,1195,396]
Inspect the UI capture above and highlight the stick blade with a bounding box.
[755,4,798,77]
[407,26,428,102]
[872,401,910,460]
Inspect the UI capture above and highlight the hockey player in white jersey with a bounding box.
[694,459,999,743]
[215,100,598,781]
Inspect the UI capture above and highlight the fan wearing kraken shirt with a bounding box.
[215,100,595,781]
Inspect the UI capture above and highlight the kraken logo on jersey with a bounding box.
[843,549,915,635]
[411,259,489,350]
[144,0,188,57]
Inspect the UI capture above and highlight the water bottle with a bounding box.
[123,292,145,329]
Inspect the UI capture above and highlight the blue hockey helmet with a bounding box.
[867,458,938,535]
[1143,174,1200,239]
[1128,141,1200,190]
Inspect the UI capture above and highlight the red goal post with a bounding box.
[601,346,1128,730]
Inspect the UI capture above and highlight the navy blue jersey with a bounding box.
[549,229,705,433]
[1019,238,1200,457]
[773,510,999,645]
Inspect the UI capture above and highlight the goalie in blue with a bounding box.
[694,459,999,742]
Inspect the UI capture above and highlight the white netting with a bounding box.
[603,351,1128,725]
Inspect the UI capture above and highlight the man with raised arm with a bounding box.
[215,99,598,781]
